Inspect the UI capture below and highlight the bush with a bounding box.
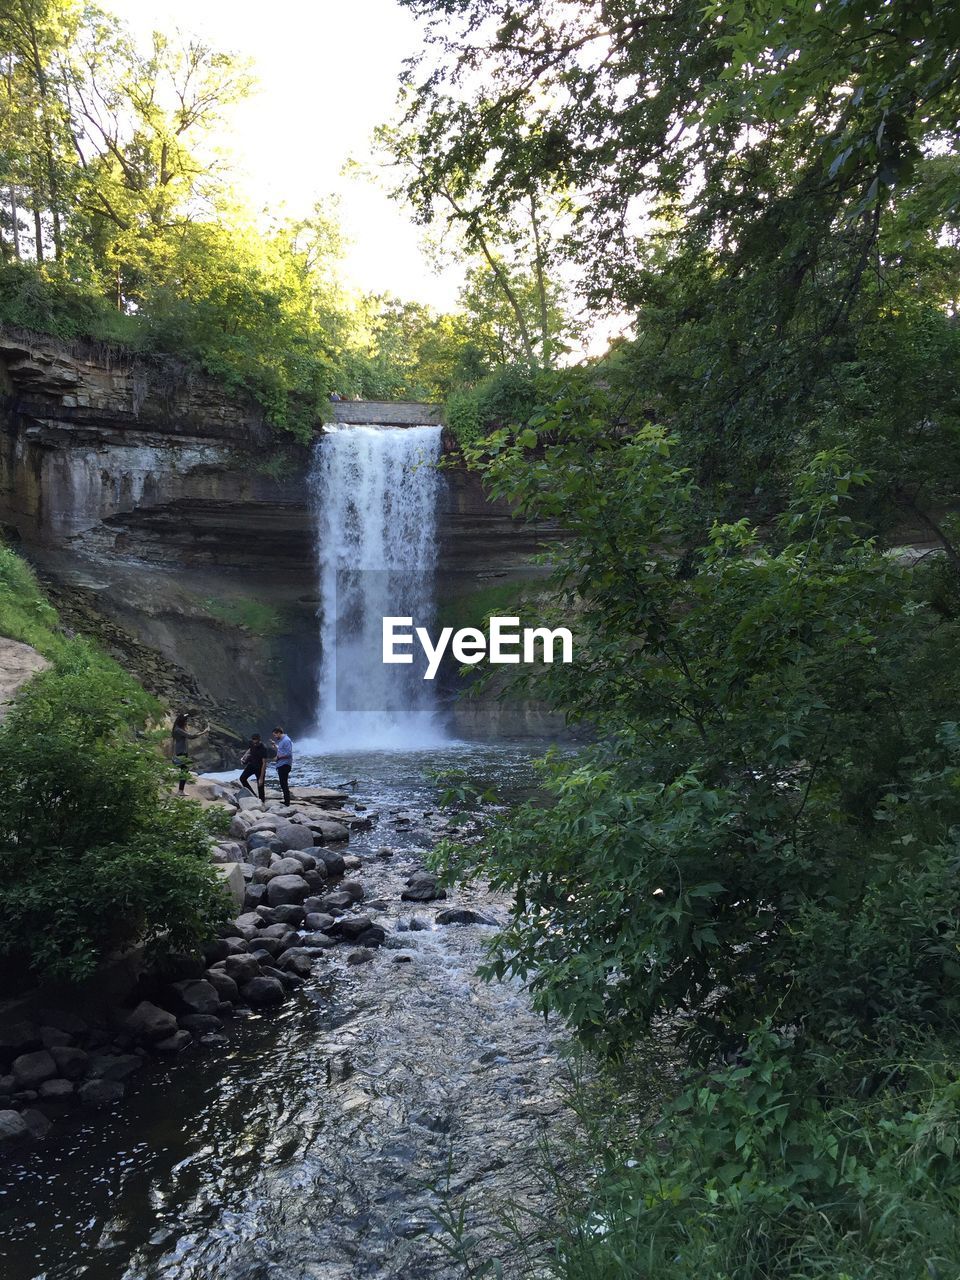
[0,644,228,984]
[446,364,543,446]
[549,1033,960,1280]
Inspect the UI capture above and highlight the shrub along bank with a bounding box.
[0,547,228,988]
[433,387,960,1279]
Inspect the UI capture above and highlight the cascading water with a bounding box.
[308,424,447,750]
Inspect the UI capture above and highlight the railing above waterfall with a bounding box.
[327,400,443,427]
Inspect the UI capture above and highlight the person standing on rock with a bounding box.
[272,725,293,805]
[239,733,269,802]
[171,712,207,795]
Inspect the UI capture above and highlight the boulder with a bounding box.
[285,850,317,871]
[204,969,239,1003]
[242,884,268,912]
[346,948,375,966]
[171,980,221,1016]
[222,953,262,984]
[21,1108,52,1140]
[247,846,274,868]
[0,1110,30,1151]
[256,904,304,927]
[401,873,446,903]
[276,948,315,976]
[229,813,255,840]
[375,847,394,859]
[354,926,386,949]
[247,833,284,855]
[236,794,263,812]
[340,880,364,903]
[12,1050,57,1089]
[240,976,285,1007]
[266,874,310,906]
[342,855,363,870]
[436,907,496,926]
[311,820,350,845]
[177,1014,223,1035]
[201,938,231,965]
[50,1046,88,1080]
[155,1030,193,1053]
[78,1078,124,1107]
[260,923,298,946]
[330,915,375,942]
[299,932,337,950]
[235,911,266,932]
[39,1078,75,1101]
[314,850,346,878]
[265,856,308,879]
[272,822,315,851]
[248,937,284,957]
[303,911,336,933]
[87,1053,142,1082]
[320,891,354,912]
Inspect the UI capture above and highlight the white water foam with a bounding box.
[306,424,448,751]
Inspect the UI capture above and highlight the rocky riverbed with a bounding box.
[0,745,576,1280]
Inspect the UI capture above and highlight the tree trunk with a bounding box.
[32,201,43,262]
[9,186,21,259]
[529,192,551,365]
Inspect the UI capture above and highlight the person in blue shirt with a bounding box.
[271,726,293,805]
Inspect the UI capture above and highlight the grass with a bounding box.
[0,543,161,713]
[202,594,283,636]
[437,579,541,633]
[0,545,72,660]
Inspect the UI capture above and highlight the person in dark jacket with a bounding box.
[171,712,207,794]
[239,733,269,802]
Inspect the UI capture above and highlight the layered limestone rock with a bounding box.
[0,330,319,745]
[0,329,566,743]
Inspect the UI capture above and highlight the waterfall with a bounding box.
[308,424,447,750]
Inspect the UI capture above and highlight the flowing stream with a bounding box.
[0,745,574,1280]
[311,426,446,750]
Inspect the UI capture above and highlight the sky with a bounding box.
[108,0,465,309]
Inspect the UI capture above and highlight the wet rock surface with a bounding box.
[0,744,573,1280]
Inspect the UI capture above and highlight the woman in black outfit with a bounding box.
[239,733,269,802]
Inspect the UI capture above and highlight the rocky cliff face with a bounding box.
[0,331,318,747]
[0,331,564,745]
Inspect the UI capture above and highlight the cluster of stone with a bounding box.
[0,784,497,1151]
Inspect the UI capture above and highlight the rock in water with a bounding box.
[126,1001,178,1043]
[171,980,221,1016]
[11,1050,56,1089]
[435,908,496,926]
[0,1110,31,1151]
[241,976,285,1006]
[78,1079,124,1108]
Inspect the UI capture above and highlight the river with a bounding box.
[0,743,573,1280]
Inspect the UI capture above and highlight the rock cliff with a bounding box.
[0,330,563,745]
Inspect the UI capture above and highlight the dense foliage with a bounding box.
[0,0,581,427]
[0,550,227,983]
[401,0,960,1273]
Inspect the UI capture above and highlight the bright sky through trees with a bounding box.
[107,0,464,309]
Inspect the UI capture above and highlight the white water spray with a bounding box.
[307,424,447,750]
